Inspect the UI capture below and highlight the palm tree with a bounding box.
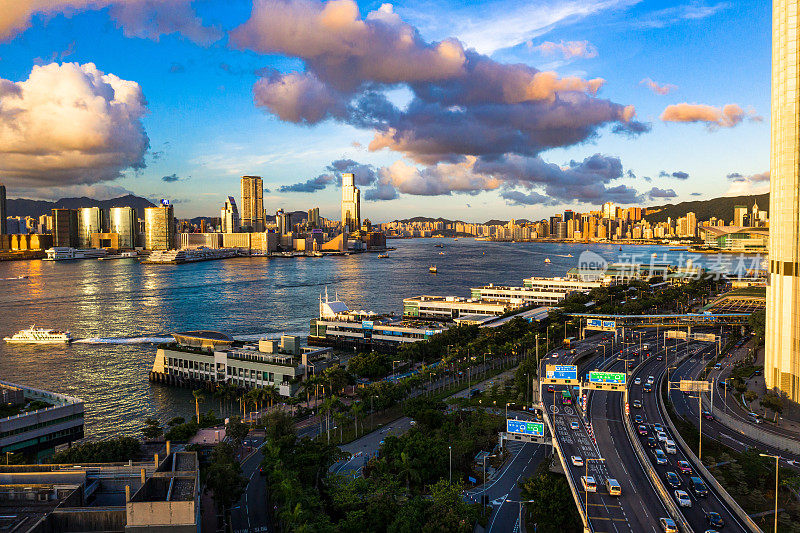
[192,389,204,424]
[351,402,364,437]
[263,384,279,409]
[398,451,420,491]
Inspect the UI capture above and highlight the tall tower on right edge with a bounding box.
[766,0,800,401]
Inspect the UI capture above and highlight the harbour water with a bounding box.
[0,239,752,438]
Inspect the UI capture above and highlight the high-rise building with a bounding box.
[221,196,240,234]
[341,172,360,233]
[307,207,320,229]
[77,207,105,248]
[240,176,265,232]
[766,0,800,402]
[52,209,78,247]
[144,201,175,250]
[276,209,292,235]
[602,202,616,219]
[733,205,748,226]
[109,206,137,249]
[0,183,6,235]
[686,212,697,238]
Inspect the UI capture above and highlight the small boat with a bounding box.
[438,252,444,255]
[312,251,324,257]
[377,253,389,258]
[429,265,438,273]
[651,253,657,257]
[435,244,444,248]
[544,258,551,263]
[4,326,73,344]
[454,238,459,241]
[566,254,573,258]
[618,246,622,251]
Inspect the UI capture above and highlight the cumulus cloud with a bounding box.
[533,40,598,59]
[9,182,135,201]
[361,153,642,206]
[658,170,689,180]
[0,62,149,188]
[647,187,677,199]
[235,0,647,165]
[279,158,378,193]
[278,173,334,193]
[725,170,769,195]
[661,103,761,128]
[0,0,221,44]
[161,173,187,182]
[640,77,676,95]
[690,192,702,196]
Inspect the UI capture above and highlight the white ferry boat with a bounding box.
[4,326,73,344]
[45,247,108,261]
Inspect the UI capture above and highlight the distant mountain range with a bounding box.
[643,193,769,224]
[7,195,156,219]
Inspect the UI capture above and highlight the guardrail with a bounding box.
[621,360,692,533]
[658,350,762,533]
[540,400,592,532]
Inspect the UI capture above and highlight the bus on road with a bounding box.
[561,390,572,405]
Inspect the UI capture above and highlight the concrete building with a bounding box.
[150,332,333,396]
[766,0,800,402]
[109,206,137,249]
[144,202,175,251]
[0,380,84,462]
[0,183,6,235]
[240,176,264,232]
[221,196,240,234]
[307,207,320,228]
[341,172,360,233]
[51,209,78,248]
[403,295,516,321]
[78,207,106,248]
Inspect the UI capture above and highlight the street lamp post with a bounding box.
[392,360,400,380]
[482,453,498,516]
[5,452,12,465]
[506,499,535,531]
[689,392,703,460]
[759,453,780,533]
[449,445,452,483]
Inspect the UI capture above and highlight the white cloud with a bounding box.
[0,62,149,188]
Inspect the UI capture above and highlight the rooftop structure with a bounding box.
[403,295,516,321]
[0,381,84,462]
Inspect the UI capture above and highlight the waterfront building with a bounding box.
[144,201,175,250]
[77,207,106,248]
[470,276,605,307]
[403,295,517,321]
[151,332,334,396]
[109,206,137,249]
[699,226,768,252]
[0,380,84,461]
[51,208,78,248]
[341,172,361,233]
[240,176,265,231]
[766,0,800,401]
[221,196,240,233]
[309,294,448,351]
[0,183,5,235]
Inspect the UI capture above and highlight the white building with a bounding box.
[221,196,240,233]
[341,172,361,233]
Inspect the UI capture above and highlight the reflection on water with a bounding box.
[0,239,720,439]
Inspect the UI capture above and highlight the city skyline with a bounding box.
[0,1,770,220]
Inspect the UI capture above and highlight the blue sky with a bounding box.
[0,0,770,222]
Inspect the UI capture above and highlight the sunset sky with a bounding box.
[0,0,770,221]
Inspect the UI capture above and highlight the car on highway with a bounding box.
[748,412,763,424]
[634,414,643,423]
[653,423,664,433]
[581,475,597,492]
[665,471,681,488]
[655,449,668,465]
[547,385,555,392]
[665,440,677,454]
[706,512,724,528]
[605,478,621,496]
[647,376,655,384]
[634,377,642,385]
[570,421,580,430]
[633,399,642,409]
[647,436,657,447]
[657,431,669,443]
[677,460,693,475]
[657,355,663,361]
[644,383,653,393]
[675,489,691,507]
[659,517,678,533]
[571,456,584,467]
[714,363,722,370]
[703,411,714,420]
[691,476,709,497]
[638,424,648,435]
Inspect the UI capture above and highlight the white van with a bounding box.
[665,440,677,454]
[606,478,621,496]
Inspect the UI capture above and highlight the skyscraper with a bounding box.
[341,172,360,233]
[77,207,105,248]
[144,201,175,250]
[221,196,240,233]
[0,183,6,235]
[766,0,800,402]
[240,176,264,232]
[109,206,137,249]
[307,207,320,229]
[52,209,78,247]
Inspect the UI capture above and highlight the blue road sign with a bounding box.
[507,419,545,436]
[546,364,578,380]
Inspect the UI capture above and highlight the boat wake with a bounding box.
[75,336,173,345]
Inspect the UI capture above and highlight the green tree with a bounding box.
[348,352,392,380]
[192,389,204,424]
[142,417,163,440]
[518,463,581,532]
[52,437,141,464]
[205,442,247,530]
[226,416,249,445]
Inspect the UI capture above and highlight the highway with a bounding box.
[671,347,800,466]
[230,435,269,533]
[631,338,750,532]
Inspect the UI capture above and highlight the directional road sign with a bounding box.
[546,364,578,380]
[589,371,626,385]
[507,419,545,437]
